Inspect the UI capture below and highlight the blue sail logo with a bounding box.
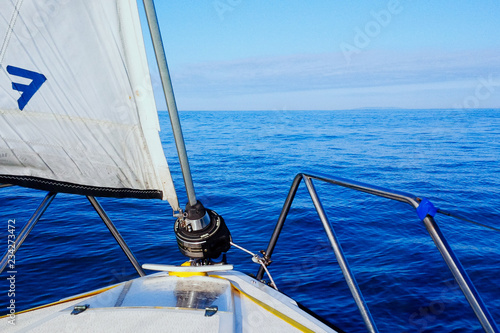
[7,66,47,111]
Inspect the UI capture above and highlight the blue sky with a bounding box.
[139,0,500,111]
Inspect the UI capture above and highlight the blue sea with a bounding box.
[1,109,499,332]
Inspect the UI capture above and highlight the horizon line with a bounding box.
[158,107,500,112]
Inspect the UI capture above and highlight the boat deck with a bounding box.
[1,270,338,332]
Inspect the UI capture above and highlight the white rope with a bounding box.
[230,241,278,291]
[258,259,277,291]
[230,241,255,257]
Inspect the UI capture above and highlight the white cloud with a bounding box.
[154,49,500,110]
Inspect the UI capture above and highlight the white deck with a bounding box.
[1,269,339,332]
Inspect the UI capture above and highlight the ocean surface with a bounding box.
[0,109,499,332]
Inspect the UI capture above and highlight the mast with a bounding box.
[142,0,197,207]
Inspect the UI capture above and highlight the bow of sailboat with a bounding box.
[0,268,339,333]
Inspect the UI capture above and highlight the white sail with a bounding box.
[0,0,179,210]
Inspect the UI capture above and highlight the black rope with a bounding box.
[437,209,500,232]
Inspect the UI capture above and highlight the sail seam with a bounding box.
[0,0,25,64]
[0,108,136,128]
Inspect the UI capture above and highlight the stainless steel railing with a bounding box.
[0,192,57,274]
[0,191,145,277]
[256,173,498,333]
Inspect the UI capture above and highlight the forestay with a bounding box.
[0,0,179,210]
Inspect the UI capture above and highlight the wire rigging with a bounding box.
[437,209,500,232]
